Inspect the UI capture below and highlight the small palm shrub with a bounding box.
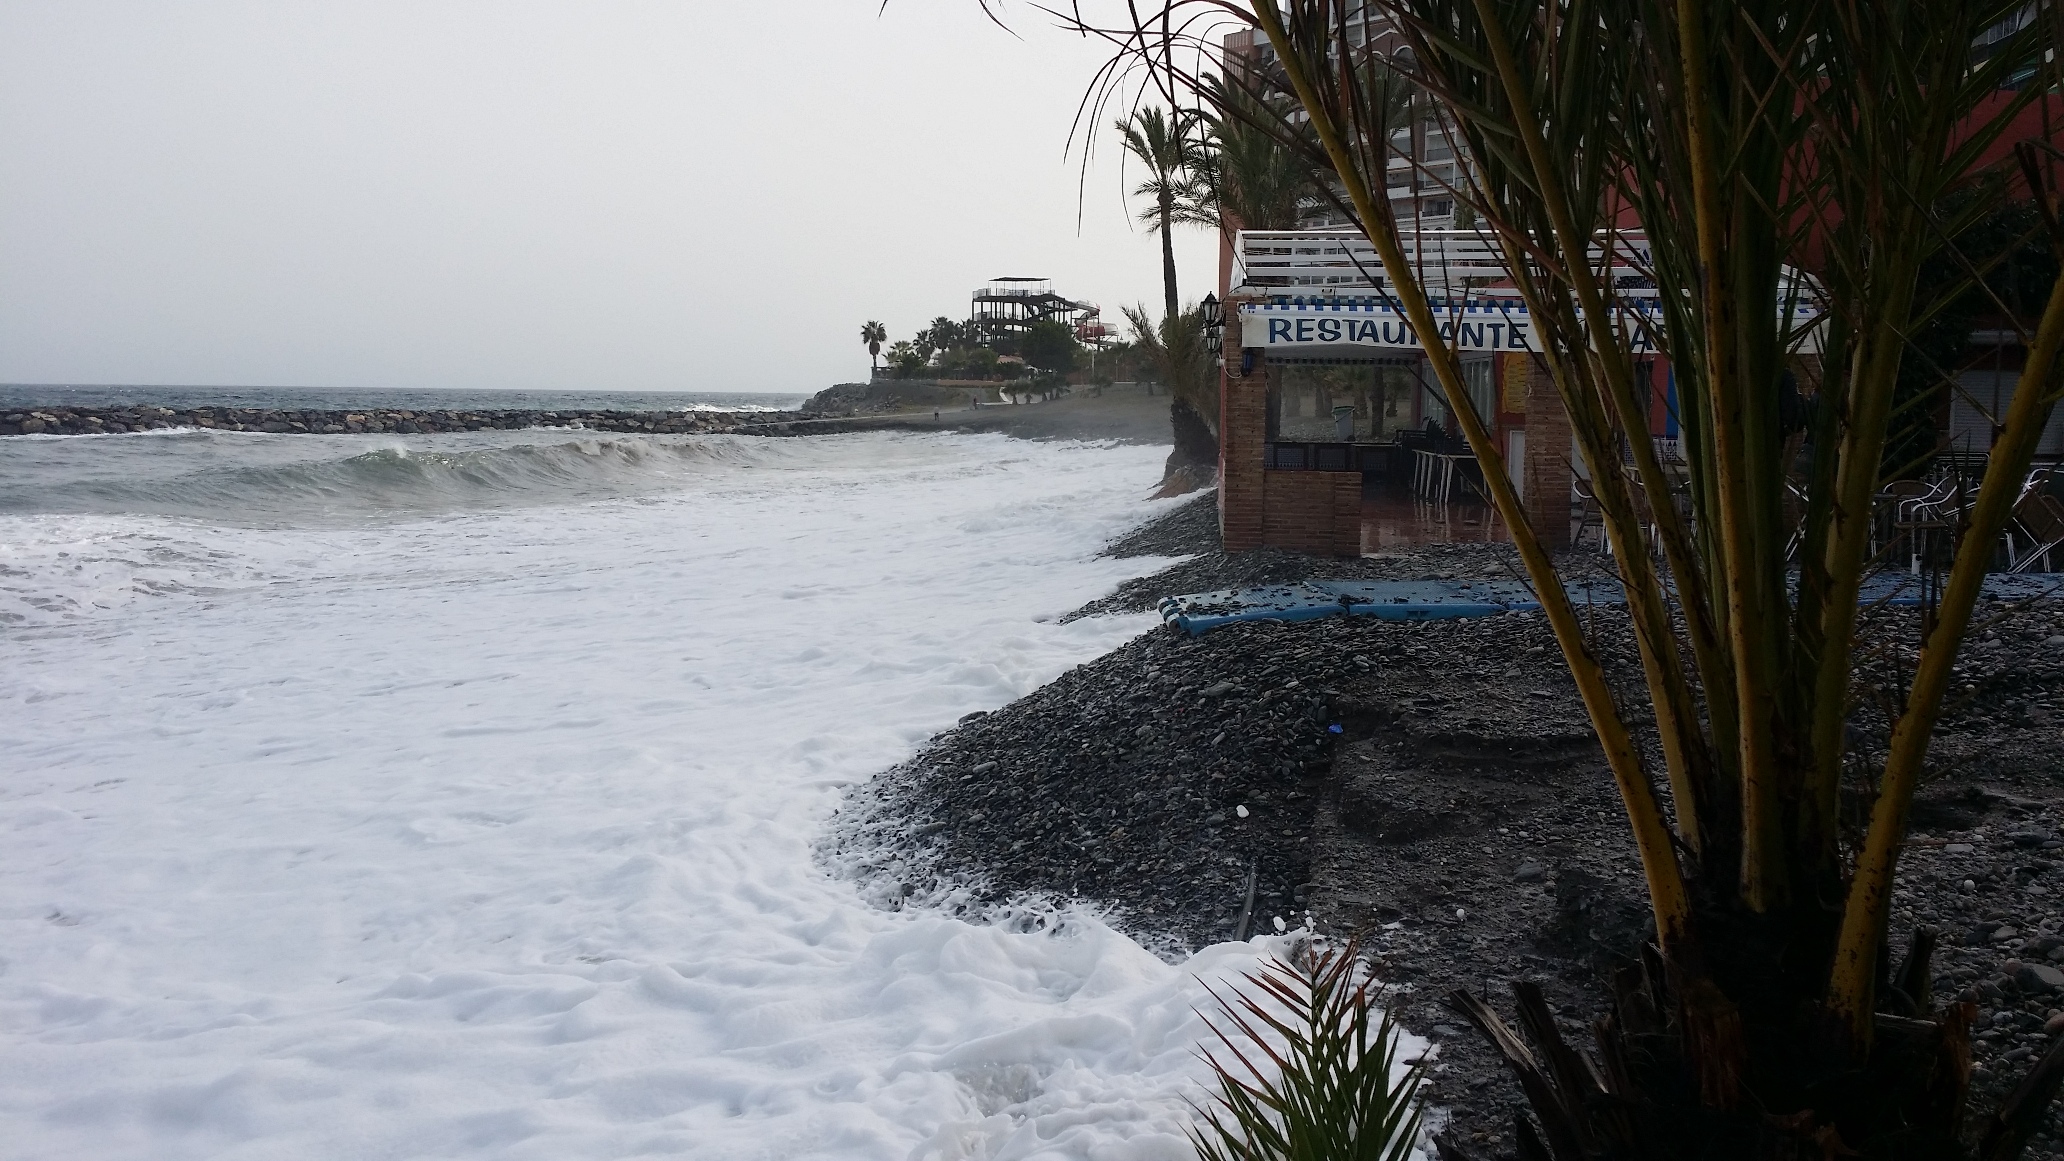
[1190,940,1425,1161]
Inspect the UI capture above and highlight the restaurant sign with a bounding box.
[1241,299,1822,355]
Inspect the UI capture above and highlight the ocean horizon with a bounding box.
[0,382,811,414]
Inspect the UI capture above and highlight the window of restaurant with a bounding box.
[1267,363,1423,443]
[1420,357,1494,437]
[1464,356,1495,425]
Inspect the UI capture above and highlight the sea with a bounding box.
[0,383,810,413]
[0,414,1306,1159]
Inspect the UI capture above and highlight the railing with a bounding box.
[1236,227,1655,294]
[1265,441,1404,474]
[1233,228,1826,312]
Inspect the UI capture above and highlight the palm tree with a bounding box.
[1116,106,1201,325]
[1181,118,1310,234]
[859,320,887,371]
[1179,60,1410,237]
[1075,0,2064,1154]
[1123,301,1217,467]
[1181,79,1321,234]
[923,315,962,351]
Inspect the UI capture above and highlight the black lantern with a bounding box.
[1200,292,1223,355]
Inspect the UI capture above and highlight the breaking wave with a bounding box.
[0,432,805,523]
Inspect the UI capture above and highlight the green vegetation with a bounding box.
[1075,0,2064,1153]
[885,340,926,378]
[1190,940,1423,1161]
[936,343,1000,379]
[1181,83,1317,233]
[1020,319,1082,377]
[858,316,1014,381]
[1124,301,1218,463]
[921,316,968,353]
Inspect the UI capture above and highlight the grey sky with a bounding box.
[0,2,1219,395]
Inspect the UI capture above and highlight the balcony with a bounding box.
[1232,227,1655,295]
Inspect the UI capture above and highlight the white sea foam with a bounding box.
[0,431,1398,1160]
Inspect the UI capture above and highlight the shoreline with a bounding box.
[839,492,2064,1152]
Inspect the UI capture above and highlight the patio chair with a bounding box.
[1572,475,1668,559]
[2009,490,2064,573]
[1783,479,1810,563]
[1572,476,1603,550]
[1894,480,1961,575]
[1872,480,1936,562]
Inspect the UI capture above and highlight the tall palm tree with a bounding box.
[859,320,887,371]
[1116,106,1201,324]
[1180,81,1318,233]
[1181,117,1310,233]
[1181,63,1410,237]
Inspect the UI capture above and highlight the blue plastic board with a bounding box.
[1157,572,2054,637]
[1158,577,1626,635]
[1156,584,1344,635]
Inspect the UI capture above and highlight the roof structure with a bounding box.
[970,278,1105,346]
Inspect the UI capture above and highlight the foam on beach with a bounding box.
[0,430,1288,1160]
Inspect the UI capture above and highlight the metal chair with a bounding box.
[1894,479,1962,575]
[1783,479,1810,563]
[1572,475,1603,550]
[2009,490,2064,573]
[1872,480,1936,562]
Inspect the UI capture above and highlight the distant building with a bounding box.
[971,278,1107,349]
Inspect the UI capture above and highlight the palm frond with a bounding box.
[1188,940,1424,1161]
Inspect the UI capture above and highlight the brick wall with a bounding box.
[1219,298,1377,559]
[1259,470,1363,556]
[1515,354,1574,549]
[1329,472,1363,557]
[1220,303,1267,551]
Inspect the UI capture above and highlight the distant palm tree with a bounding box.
[1115,107,1201,325]
[860,321,887,371]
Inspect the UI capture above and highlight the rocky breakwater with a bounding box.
[0,405,801,437]
[799,380,979,418]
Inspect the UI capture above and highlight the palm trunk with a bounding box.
[1827,257,2064,1048]
[1159,195,1180,325]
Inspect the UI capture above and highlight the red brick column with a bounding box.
[1516,354,1573,549]
[1331,474,1363,558]
[1220,303,1266,552]
[1261,471,1329,553]
[1218,297,1365,559]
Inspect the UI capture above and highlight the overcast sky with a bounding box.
[0,2,1221,395]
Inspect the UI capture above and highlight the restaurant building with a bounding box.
[1212,227,1664,556]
